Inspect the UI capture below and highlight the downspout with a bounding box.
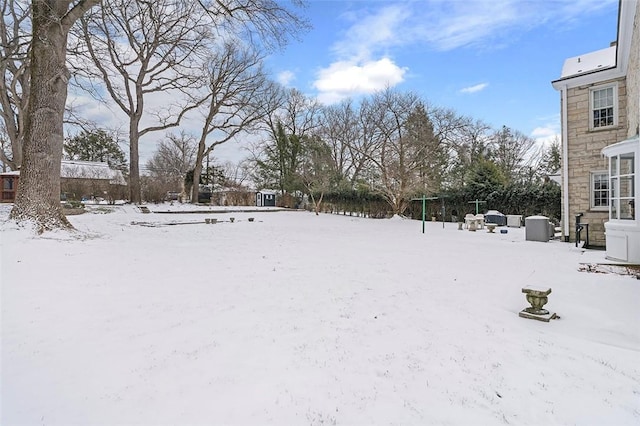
[561,84,570,241]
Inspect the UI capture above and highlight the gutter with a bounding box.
[550,65,617,86]
[560,84,570,241]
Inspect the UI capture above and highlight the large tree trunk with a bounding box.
[10,2,73,231]
[191,149,204,204]
[129,118,141,204]
[10,0,99,232]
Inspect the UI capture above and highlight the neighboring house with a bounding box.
[551,0,639,249]
[0,160,127,203]
[210,187,254,206]
[0,170,20,203]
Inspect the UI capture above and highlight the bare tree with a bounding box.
[1,0,100,171]
[252,87,320,192]
[0,0,30,170]
[72,0,212,203]
[299,135,333,214]
[221,160,252,187]
[71,0,308,204]
[145,131,197,199]
[350,97,386,188]
[489,125,537,183]
[190,42,267,203]
[519,136,562,184]
[197,0,309,51]
[10,0,100,232]
[364,89,438,215]
[316,100,359,187]
[146,131,197,180]
[1,124,13,172]
[431,109,492,188]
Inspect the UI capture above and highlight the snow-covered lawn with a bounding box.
[2,204,639,425]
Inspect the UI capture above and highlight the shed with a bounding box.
[256,190,276,207]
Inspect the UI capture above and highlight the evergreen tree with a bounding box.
[64,130,128,172]
[404,103,447,194]
[254,121,304,193]
[540,139,561,176]
[466,157,506,200]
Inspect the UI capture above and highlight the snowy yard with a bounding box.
[1,204,639,425]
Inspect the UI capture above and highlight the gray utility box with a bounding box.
[525,216,551,242]
[507,215,522,228]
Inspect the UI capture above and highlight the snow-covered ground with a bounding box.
[2,204,639,425]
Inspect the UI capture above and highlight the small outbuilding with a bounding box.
[256,190,276,207]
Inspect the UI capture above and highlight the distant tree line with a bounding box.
[248,87,561,220]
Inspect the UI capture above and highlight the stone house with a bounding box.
[551,0,639,248]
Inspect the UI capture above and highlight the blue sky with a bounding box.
[263,0,620,145]
[70,0,621,165]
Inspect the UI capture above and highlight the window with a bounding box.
[590,85,617,129]
[608,154,635,220]
[3,177,14,190]
[591,171,609,210]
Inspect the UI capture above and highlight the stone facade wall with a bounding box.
[563,78,628,246]
[627,1,640,138]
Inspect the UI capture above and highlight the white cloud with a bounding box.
[311,0,617,103]
[277,70,295,86]
[330,0,618,55]
[333,5,410,60]
[531,124,560,146]
[460,83,489,94]
[313,58,407,104]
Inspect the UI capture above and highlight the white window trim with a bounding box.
[589,83,618,130]
[590,170,609,211]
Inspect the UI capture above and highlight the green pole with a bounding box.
[414,195,439,234]
[467,199,486,215]
[422,195,426,234]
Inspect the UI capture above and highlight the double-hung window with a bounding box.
[591,171,609,211]
[590,84,617,129]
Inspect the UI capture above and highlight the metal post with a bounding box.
[422,196,426,234]
[412,195,439,234]
[467,199,486,215]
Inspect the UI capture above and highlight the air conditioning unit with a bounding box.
[525,216,551,242]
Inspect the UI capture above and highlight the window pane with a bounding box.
[620,176,634,198]
[620,200,633,220]
[620,156,634,175]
